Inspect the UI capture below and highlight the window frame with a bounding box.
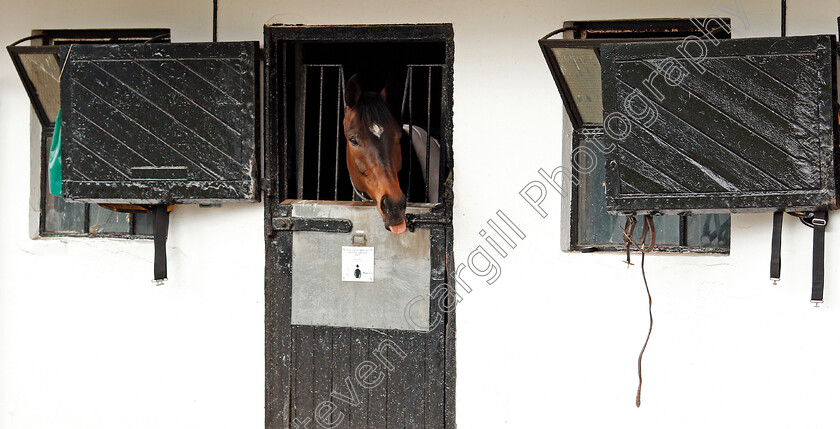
[26,28,170,239]
[548,19,732,254]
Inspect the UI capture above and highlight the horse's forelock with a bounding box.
[353,92,398,134]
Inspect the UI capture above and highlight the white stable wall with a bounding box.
[2,0,840,428]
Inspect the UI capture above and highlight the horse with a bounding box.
[343,75,408,234]
[403,124,441,204]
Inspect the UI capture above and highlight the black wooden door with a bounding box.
[266,201,453,429]
[264,24,456,429]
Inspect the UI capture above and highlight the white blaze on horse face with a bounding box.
[370,123,384,139]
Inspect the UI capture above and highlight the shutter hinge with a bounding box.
[262,178,273,197]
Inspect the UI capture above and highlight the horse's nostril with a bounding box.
[380,195,393,212]
[380,194,407,216]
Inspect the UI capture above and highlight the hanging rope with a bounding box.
[620,214,656,407]
[623,216,637,266]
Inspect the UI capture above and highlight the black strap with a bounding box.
[153,205,170,284]
[770,211,783,283]
[811,211,827,303]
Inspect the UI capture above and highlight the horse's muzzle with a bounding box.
[380,194,407,234]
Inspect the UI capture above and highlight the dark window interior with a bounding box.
[279,41,448,204]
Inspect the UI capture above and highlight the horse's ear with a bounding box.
[345,74,362,109]
[381,81,400,118]
[380,84,389,104]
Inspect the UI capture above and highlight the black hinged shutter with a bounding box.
[601,35,838,215]
[59,41,260,204]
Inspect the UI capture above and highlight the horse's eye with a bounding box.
[349,137,360,146]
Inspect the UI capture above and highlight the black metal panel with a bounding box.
[602,35,838,215]
[60,42,259,204]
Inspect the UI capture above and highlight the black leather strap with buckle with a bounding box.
[811,211,827,303]
[770,211,828,303]
[770,211,783,282]
[153,204,170,283]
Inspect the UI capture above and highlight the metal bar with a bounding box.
[334,67,342,200]
[281,43,288,199]
[271,217,353,233]
[425,66,432,203]
[303,64,344,201]
[781,0,787,37]
[407,67,414,199]
[406,212,451,231]
[679,215,687,247]
[316,67,325,200]
[295,48,306,199]
[212,0,218,42]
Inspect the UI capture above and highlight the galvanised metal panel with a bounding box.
[602,35,838,215]
[59,42,259,204]
[289,201,432,331]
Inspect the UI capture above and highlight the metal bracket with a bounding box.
[272,217,353,233]
[351,232,367,246]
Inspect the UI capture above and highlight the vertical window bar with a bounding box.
[403,67,415,200]
[281,43,289,200]
[334,67,344,200]
[425,66,432,203]
[295,56,306,199]
[679,215,688,247]
[316,67,325,200]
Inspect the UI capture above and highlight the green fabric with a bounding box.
[48,109,62,196]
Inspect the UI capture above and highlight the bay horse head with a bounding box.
[343,75,407,234]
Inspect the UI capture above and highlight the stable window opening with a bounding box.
[10,29,170,238]
[540,19,732,253]
[271,37,449,206]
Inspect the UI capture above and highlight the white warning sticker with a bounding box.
[342,246,374,282]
